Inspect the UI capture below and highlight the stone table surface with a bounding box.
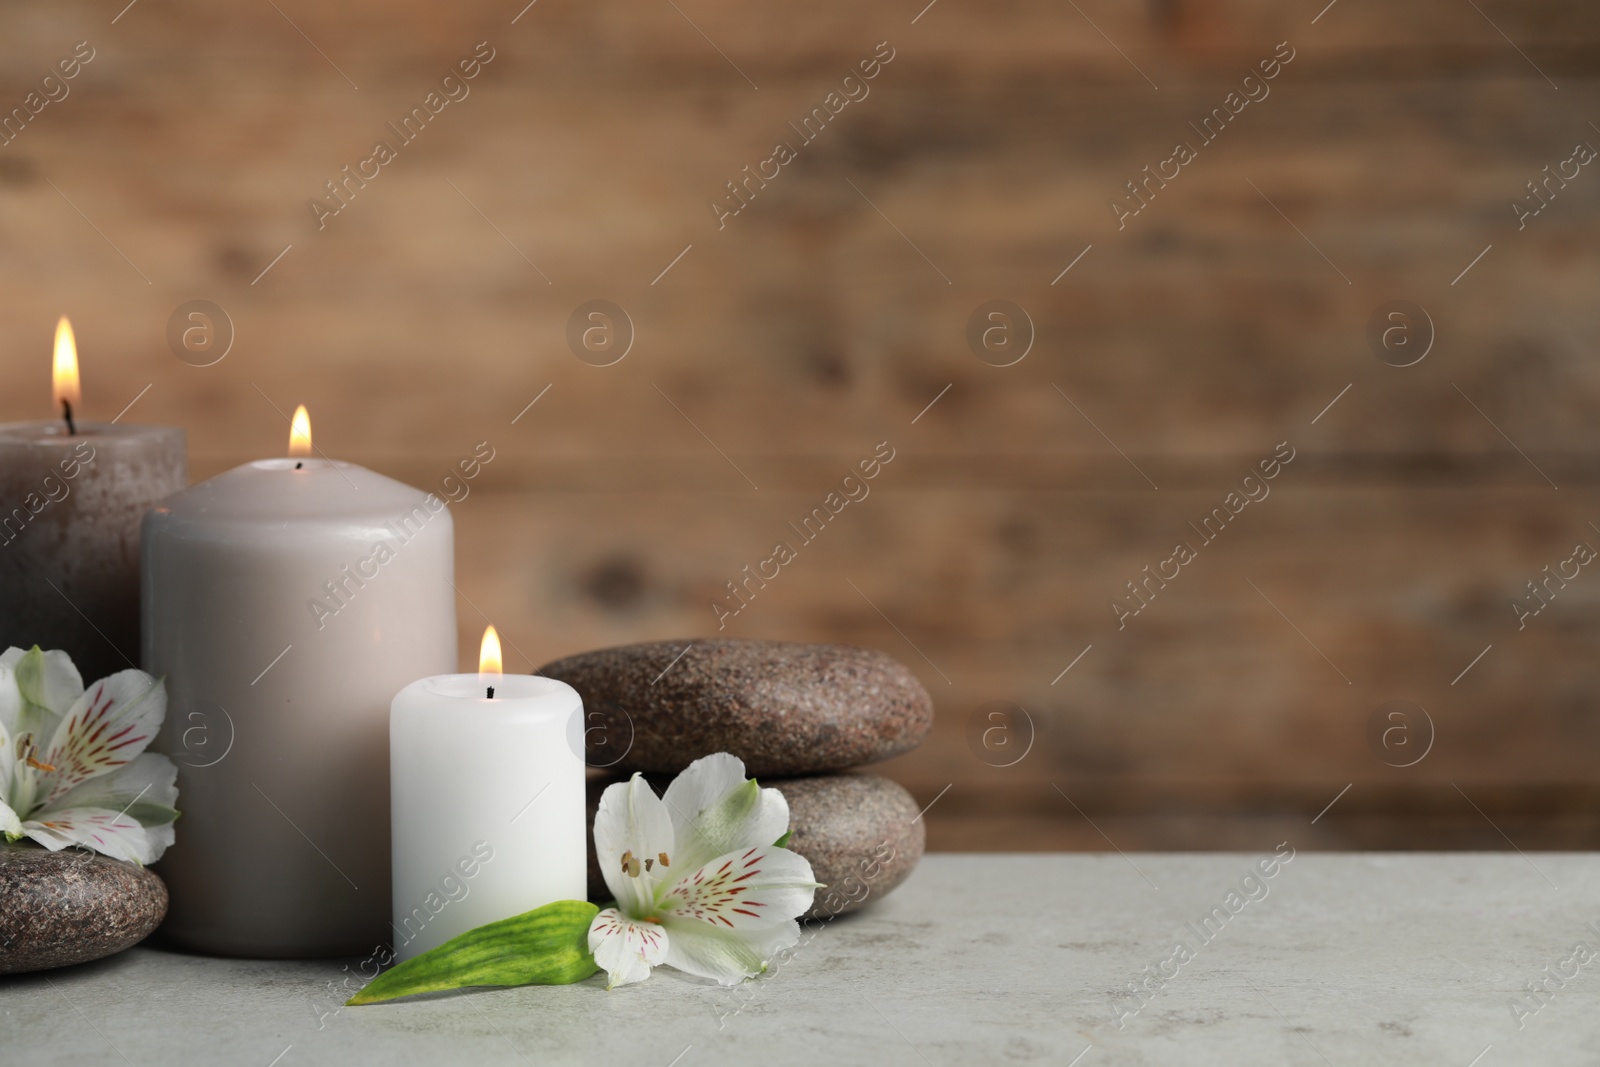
[3,853,1598,1065]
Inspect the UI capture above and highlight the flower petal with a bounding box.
[23,806,172,865]
[0,796,22,838]
[5,646,84,735]
[0,661,23,745]
[658,844,819,934]
[661,752,790,875]
[659,915,801,986]
[47,752,179,829]
[587,907,668,989]
[592,773,675,916]
[39,670,165,807]
[0,697,45,820]
[0,702,14,812]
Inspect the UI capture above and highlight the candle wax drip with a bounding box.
[61,399,75,436]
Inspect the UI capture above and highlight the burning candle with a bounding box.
[390,626,586,960]
[0,316,184,680]
[143,407,456,958]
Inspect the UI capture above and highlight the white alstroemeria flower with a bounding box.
[587,752,820,989]
[0,646,179,865]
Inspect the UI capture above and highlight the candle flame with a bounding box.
[479,625,503,679]
[52,316,80,410]
[288,405,312,456]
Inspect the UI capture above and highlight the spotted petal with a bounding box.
[39,670,165,807]
[661,752,790,876]
[658,844,819,938]
[587,907,668,989]
[48,752,179,832]
[592,773,675,916]
[22,806,171,865]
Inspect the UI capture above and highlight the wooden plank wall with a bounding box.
[2,0,1599,849]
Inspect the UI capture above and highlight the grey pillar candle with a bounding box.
[144,408,456,958]
[0,318,185,681]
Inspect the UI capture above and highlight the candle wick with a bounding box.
[294,461,303,470]
[486,685,495,699]
[61,398,75,436]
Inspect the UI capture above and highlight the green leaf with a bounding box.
[773,831,791,848]
[348,900,600,1005]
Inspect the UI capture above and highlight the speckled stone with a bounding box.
[0,843,168,974]
[541,638,933,776]
[586,772,925,919]
[775,773,925,919]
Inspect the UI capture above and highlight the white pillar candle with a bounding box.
[390,626,586,961]
[143,407,456,958]
[0,317,184,681]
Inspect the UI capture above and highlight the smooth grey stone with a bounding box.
[774,773,925,919]
[0,843,168,974]
[541,638,934,776]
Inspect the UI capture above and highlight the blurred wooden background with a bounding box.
[2,0,1599,850]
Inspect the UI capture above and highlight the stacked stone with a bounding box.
[541,638,934,919]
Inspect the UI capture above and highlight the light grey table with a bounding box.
[4,854,1597,1065]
